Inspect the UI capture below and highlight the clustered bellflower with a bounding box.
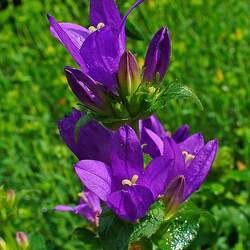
[55,109,218,223]
[49,0,219,229]
[48,0,171,129]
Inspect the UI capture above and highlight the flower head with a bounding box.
[48,0,144,91]
[75,125,174,222]
[140,116,218,216]
[16,232,29,250]
[55,189,102,226]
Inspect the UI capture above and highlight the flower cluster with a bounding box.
[48,0,218,228]
[48,0,171,129]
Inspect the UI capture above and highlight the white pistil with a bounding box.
[122,174,139,187]
[182,150,195,164]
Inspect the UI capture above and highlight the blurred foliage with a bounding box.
[0,0,249,249]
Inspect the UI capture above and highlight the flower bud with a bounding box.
[0,238,7,250]
[172,124,190,143]
[16,232,29,249]
[117,50,141,97]
[162,175,185,219]
[6,189,16,207]
[65,67,111,115]
[143,27,171,82]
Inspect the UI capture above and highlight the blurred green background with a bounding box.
[0,0,249,249]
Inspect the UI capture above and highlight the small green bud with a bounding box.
[0,238,7,250]
[117,50,141,97]
[16,232,29,249]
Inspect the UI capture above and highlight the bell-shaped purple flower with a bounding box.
[142,127,218,215]
[55,189,102,226]
[74,125,175,222]
[143,27,171,82]
[48,0,144,90]
[117,50,141,97]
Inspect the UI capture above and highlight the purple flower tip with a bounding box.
[143,27,171,82]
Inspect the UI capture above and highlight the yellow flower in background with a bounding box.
[215,69,224,83]
[234,28,243,41]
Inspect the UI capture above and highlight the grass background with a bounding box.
[0,0,249,249]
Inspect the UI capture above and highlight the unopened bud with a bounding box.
[143,27,171,82]
[117,50,141,97]
[6,189,16,207]
[16,232,29,249]
[162,175,185,220]
[0,238,7,250]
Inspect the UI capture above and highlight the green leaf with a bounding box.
[154,202,201,250]
[72,228,102,250]
[98,208,133,250]
[125,19,144,41]
[163,83,203,110]
[130,201,165,242]
[29,234,47,250]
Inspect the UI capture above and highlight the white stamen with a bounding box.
[182,151,195,164]
[97,22,105,29]
[122,174,139,186]
[88,26,97,33]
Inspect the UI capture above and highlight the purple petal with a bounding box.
[183,139,219,200]
[111,125,144,182]
[178,133,205,156]
[82,190,102,214]
[172,124,190,143]
[47,15,88,72]
[50,22,90,50]
[142,128,164,158]
[75,160,112,201]
[90,0,122,27]
[164,137,186,175]
[58,109,113,164]
[143,27,171,82]
[55,205,74,212]
[139,156,174,199]
[107,185,154,222]
[80,26,125,90]
[140,115,168,140]
[55,190,102,226]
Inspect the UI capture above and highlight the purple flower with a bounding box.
[162,137,218,217]
[58,108,114,164]
[74,125,174,222]
[48,0,144,91]
[140,116,218,215]
[143,27,171,82]
[55,189,101,226]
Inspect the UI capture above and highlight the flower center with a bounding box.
[122,175,139,187]
[182,151,195,164]
[88,22,105,33]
